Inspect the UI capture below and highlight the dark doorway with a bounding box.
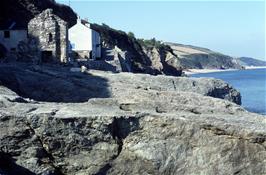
[89,51,92,59]
[41,51,53,63]
[4,31,10,38]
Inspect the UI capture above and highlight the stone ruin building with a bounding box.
[28,9,68,63]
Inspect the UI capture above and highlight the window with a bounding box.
[4,31,10,38]
[48,33,53,42]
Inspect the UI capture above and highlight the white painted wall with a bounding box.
[69,20,92,51]
[0,30,27,51]
[69,20,101,59]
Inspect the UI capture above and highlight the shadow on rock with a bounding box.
[0,151,35,175]
[0,64,111,103]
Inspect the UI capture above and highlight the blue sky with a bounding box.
[57,0,265,60]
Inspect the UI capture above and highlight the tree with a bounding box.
[128,32,135,39]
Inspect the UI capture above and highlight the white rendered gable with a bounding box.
[69,21,92,51]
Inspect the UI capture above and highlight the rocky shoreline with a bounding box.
[0,63,265,175]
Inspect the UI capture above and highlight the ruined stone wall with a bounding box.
[59,20,68,63]
[28,9,68,63]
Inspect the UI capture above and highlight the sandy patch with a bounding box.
[171,45,208,55]
[183,69,237,75]
[245,66,266,69]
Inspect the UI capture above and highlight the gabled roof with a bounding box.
[80,19,100,33]
[81,19,90,26]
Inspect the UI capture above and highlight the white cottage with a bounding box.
[69,18,101,60]
[0,22,27,52]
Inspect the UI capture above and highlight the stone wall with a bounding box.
[71,50,91,60]
[28,9,68,63]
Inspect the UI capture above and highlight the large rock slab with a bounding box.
[0,64,241,104]
[0,64,264,175]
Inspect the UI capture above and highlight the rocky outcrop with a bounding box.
[90,24,182,76]
[0,64,240,104]
[142,46,182,76]
[90,24,155,74]
[88,24,247,75]
[0,64,110,103]
[0,0,77,29]
[1,63,264,175]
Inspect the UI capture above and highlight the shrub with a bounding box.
[128,32,135,39]
[137,37,169,50]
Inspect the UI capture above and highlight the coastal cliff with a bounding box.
[235,57,266,67]
[0,64,265,175]
[90,24,182,76]
[165,42,244,70]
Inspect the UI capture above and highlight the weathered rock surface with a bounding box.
[0,63,265,175]
[90,24,183,76]
[88,24,247,75]
[0,64,240,104]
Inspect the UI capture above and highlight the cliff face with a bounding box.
[0,0,77,29]
[166,42,244,69]
[90,24,183,76]
[0,63,265,175]
[236,57,266,67]
[90,23,155,74]
[89,24,246,75]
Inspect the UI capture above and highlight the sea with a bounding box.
[192,68,266,115]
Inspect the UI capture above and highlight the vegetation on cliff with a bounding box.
[91,23,246,73]
[91,23,182,76]
[91,23,165,74]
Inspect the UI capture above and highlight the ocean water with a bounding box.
[192,68,266,115]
